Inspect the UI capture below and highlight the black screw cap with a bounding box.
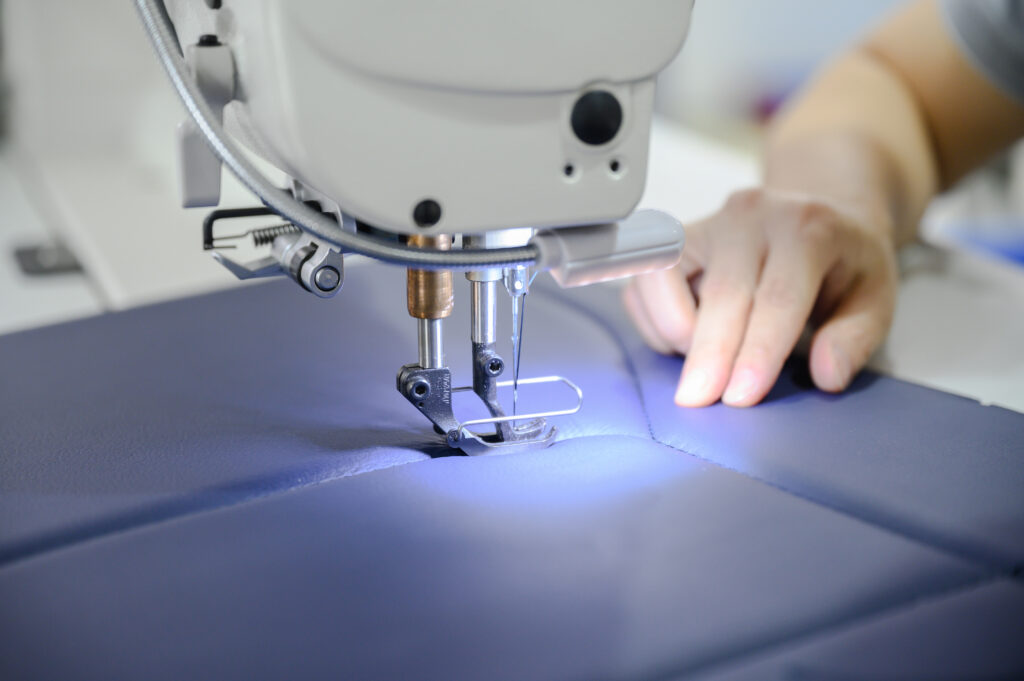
[571,90,623,146]
[413,199,442,228]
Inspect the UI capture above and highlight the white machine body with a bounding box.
[166,0,693,235]
[155,0,693,455]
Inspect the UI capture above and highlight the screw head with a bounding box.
[486,358,504,376]
[409,379,430,399]
[314,266,341,292]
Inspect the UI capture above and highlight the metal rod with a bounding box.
[453,375,584,433]
[470,280,497,345]
[418,318,444,369]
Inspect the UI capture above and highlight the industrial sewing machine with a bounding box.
[138,0,692,454]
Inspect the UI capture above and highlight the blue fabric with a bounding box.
[562,284,1024,572]
[0,269,645,564]
[0,438,984,681]
[1,264,1022,679]
[694,580,1024,681]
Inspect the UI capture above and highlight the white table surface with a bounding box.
[0,153,102,333]
[3,118,1023,412]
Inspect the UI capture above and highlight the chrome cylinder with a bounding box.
[471,280,497,345]
[418,318,444,369]
[464,229,533,283]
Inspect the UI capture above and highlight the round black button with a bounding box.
[413,199,442,228]
[571,90,623,146]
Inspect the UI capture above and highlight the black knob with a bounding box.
[413,199,442,228]
[571,90,623,146]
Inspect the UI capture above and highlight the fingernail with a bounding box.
[676,367,710,405]
[723,368,759,405]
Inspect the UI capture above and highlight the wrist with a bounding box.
[764,132,904,246]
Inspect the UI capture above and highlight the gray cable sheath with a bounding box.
[134,0,539,270]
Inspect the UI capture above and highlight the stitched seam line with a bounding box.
[540,286,1022,678]
[0,455,433,571]
[544,285,1015,573]
[0,286,643,571]
[643,574,1006,681]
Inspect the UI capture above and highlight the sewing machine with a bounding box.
[142,0,692,454]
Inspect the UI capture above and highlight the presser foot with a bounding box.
[396,363,582,456]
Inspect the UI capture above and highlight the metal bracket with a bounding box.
[202,205,345,298]
[210,253,281,280]
[397,364,462,445]
[177,35,235,207]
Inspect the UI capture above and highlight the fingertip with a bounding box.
[721,366,765,407]
[673,368,686,406]
[675,366,717,407]
[810,335,852,393]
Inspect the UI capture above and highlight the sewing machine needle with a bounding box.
[511,293,526,419]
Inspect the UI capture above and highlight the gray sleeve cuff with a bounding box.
[941,0,1024,105]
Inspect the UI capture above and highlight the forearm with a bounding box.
[765,50,940,247]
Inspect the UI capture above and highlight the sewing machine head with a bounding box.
[141,0,693,454]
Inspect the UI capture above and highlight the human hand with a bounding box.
[623,187,898,407]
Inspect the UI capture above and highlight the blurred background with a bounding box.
[658,0,1024,266]
[660,0,901,141]
[0,0,1022,335]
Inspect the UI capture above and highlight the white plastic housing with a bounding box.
[531,210,685,288]
[166,0,694,235]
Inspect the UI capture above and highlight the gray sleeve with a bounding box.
[941,0,1024,104]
